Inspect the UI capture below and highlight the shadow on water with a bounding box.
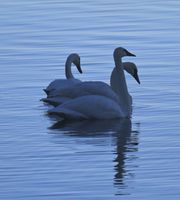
[49,118,139,194]
[113,121,139,194]
[50,118,131,135]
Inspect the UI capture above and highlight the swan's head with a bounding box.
[69,53,83,73]
[113,47,136,58]
[123,62,140,84]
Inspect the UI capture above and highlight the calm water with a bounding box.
[1,0,180,199]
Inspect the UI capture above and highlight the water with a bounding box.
[0,0,180,199]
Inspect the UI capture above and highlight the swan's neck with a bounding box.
[65,58,74,79]
[110,55,132,116]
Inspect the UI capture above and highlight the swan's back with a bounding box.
[45,78,81,97]
[54,81,120,103]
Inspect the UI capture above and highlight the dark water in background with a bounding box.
[0,1,180,199]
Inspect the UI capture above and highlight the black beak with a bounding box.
[125,49,136,57]
[134,71,140,84]
[77,63,83,74]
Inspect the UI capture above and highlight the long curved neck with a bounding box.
[110,55,131,117]
[65,58,74,79]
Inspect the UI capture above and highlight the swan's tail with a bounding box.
[43,89,49,95]
[41,98,59,106]
[41,96,70,106]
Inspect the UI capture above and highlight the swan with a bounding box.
[42,62,140,106]
[48,47,140,120]
[43,53,82,97]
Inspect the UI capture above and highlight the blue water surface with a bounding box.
[0,0,180,199]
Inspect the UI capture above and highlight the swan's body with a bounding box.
[44,53,82,97]
[43,62,138,105]
[49,95,124,120]
[48,47,140,120]
[44,81,119,105]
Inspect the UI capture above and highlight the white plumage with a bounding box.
[47,47,140,120]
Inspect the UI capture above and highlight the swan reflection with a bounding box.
[49,118,139,191]
[113,122,139,187]
[50,118,130,135]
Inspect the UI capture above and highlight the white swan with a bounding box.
[43,53,82,97]
[48,47,140,120]
[43,62,139,106]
